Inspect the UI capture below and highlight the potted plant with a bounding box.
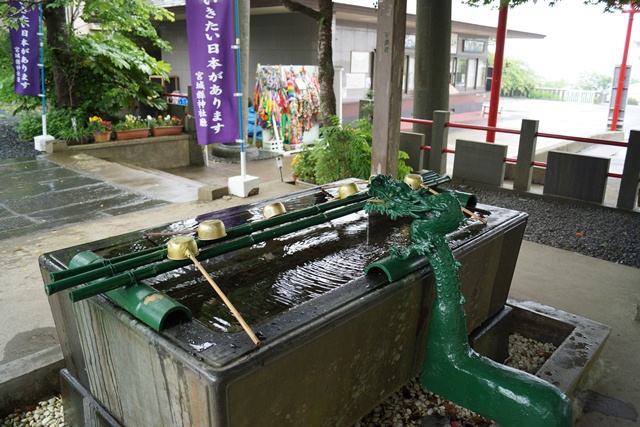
[88,116,113,143]
[60,124,92,146]
[149,114,184,137]
[112,115,150,140]
[291,148,318,185]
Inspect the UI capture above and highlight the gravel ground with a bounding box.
[0,116,40,160]
[448,184,640,269]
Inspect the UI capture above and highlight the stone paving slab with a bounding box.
[0,157,168,241]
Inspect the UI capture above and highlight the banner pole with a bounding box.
[226,0,259,197]
[38,3,46,135]
[33,2,53,151]
[233,0,245,179]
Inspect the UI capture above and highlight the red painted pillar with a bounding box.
[486,5,508,143]
[610,7,636,131]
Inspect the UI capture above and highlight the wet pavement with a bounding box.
[0,157,167,241]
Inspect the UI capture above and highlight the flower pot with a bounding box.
[115,128,150,141]
[151,126,183,137]
[93,131,112,143]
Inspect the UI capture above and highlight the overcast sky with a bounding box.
[451,1,636,84]
[338,1,638,84]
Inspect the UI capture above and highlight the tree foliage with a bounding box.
[538,77,570,89]
[462,0,640,12]
[500,58,538,97]
[575,71,612,92]
[0,0,174,117]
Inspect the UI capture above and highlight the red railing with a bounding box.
[162,92,188,99]
[403,117,628,179]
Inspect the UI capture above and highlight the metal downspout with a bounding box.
[421,243,572,427]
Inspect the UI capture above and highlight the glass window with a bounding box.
[450,58,456,85]
[455,58,467,89]
[467,58,477,90]
[476,59,487,90]
[406,55,414,93]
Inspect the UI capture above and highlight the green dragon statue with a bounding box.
[365,174,572,427]
[364,174,467,260]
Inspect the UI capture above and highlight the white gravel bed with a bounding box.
[1,396,63,427]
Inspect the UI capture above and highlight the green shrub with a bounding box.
[17,107,90,141]
[16,111,42,141]
[291,116,412,185]
[628,97,639,106]
[291,146,318,184]
[529,90,562,101]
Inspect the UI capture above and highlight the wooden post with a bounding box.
[514,119,539,191]
[371,0,407,178]
[617,130,640,210]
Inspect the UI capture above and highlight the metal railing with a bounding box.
[534,88,600,104]
[403,116,628,179]
[400,112,639,210]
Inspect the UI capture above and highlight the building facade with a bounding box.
[152,1,543,121]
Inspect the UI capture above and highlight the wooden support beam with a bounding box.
[371,0,407,178]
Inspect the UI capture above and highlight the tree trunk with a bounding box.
[42,0,76,108]
[317,1,336,123]
[280,0,336,124]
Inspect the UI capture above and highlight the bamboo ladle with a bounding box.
[166,236,260,346]
[144,218,227,238]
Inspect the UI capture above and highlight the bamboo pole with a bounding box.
[422,185,487,224]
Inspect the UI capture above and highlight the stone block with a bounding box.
[544,151,610,204]
[0,346,64,417]
[228,175,260,198]
[453,139,508,187]
[60,369,122,427]
[198,184,229,201]
[399,131,424,172]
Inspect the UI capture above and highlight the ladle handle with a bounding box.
[144,229,196,237]
[422,185,487,224]
[321,180,368,190]
[187,254,261,346]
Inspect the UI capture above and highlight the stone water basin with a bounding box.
[42,184,534,426]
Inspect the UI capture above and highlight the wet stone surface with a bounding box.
[2,170,99,197]
[0,157,167,241]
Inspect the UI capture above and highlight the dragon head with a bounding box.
[365,174,418,220]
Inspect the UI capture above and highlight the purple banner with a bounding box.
[186,0,240,145]
[9,2,40,96]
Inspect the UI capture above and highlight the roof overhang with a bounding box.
[153,0,545,40]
